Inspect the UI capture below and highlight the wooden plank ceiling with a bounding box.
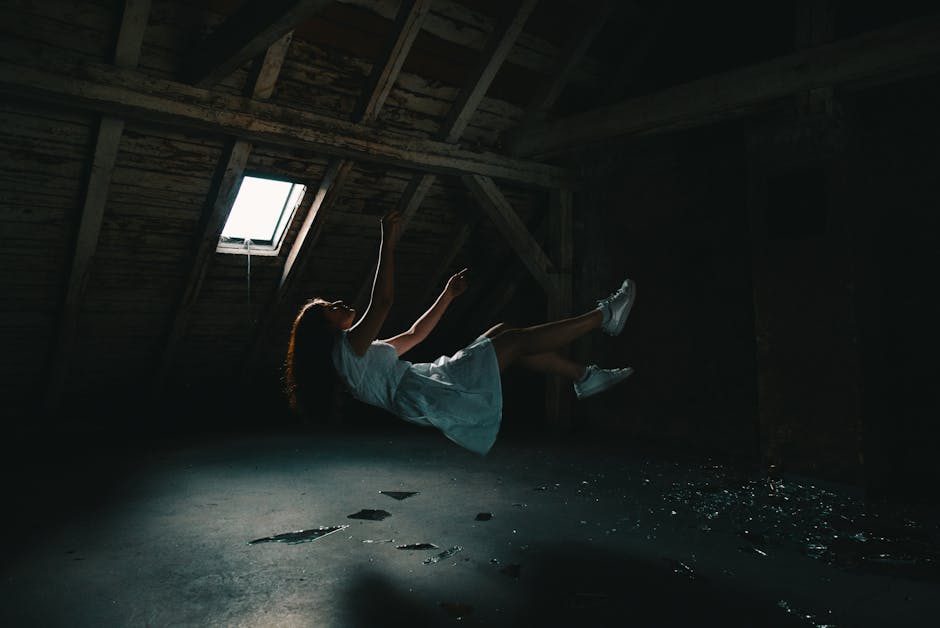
[1,0,939,418]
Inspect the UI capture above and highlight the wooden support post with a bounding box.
[43,0,151,415]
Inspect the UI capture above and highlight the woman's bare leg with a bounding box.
[517,352,586,380]
[487,310,602,371]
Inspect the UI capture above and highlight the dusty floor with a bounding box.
[2,421,938,627]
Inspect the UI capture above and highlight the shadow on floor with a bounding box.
[343,542,811,627]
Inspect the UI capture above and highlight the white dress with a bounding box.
[332,332,503,455]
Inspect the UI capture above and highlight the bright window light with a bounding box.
[217,175,305,255]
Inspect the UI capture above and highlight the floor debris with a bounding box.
[248,525,348,545]
[347,509,391,520]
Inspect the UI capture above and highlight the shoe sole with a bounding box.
[575,367,634,399]
[604,279,635,336]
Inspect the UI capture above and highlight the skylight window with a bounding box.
[217,175,305,255]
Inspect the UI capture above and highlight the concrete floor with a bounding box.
[2,421,938,627]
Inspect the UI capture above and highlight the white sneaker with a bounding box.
[573,365,634,399]
[596,278,635,336]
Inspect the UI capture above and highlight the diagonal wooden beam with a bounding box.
[0,56,575,188]
[248,0,435,360]
[415,214,481,310]
[355,1,539,311]
[184,0,332,87]
[243,158,354,368]
[354,0,434,123]
[279,159,355,293]
[461,174,557,296]
[522,0,615,124]
[43,0,151,414]
[503,11,940,158]
[439,0,538,143]
[153,35,294,395]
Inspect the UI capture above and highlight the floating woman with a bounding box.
[284,209,636,456]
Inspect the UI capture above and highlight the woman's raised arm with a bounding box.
[346,210,400,355]
[384,267,468,357]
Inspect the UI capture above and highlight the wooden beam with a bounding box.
[0,56,574,189]
[248,32,294,100]
[113,0,151,68]
[243,158,355,369]
[247,0,443,371]
[523,0,615,123]
[461,174,557,295]
[43,0,151,414]
[439,0,538,143]
[184,0,332,87]
[415,216,480,309]
[153,34,294,395]
[279,159,355,292]
[361,1,538,314]
[354,0,433,123]
[152,139,253,393]
[335,0,605,88]
[502,12,940,158]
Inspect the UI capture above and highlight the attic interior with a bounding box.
[2,0,940,626]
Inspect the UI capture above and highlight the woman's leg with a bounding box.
[517,352,586,380]
[483,276,635,372]
[487,309,602,371]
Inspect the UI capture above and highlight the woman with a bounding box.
[284,209,636,456]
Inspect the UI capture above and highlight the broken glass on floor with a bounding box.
[397,543,438,550]
[248,525,348,545]
[347,509,391,521]
[380,491,419,500]
[424,546,462,564]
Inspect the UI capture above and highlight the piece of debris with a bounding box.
[347,509,391,521]
[475,512,493,521]
[248,525,348,545]
[380,491,419,500]
[424,546,463,564]
[397,543,439,550]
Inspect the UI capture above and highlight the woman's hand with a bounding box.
[444,267,469,299]
[381,209,402,243]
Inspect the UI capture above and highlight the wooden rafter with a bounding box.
[279,159,355,293]
[522,0,615,124]
[353,0,539,311]
[461,174,557,296]
[336,0,605,89]
[415,214,481,309]
[184,0,332,87]
[439,0,538,143]
[503,12,940,158]
[0,56,573,187]
[354,0,434,124]
[43,0,152,413]
[245,0,437,367]
[153,34,294,395]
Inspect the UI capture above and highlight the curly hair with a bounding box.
[283,298,343,420]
